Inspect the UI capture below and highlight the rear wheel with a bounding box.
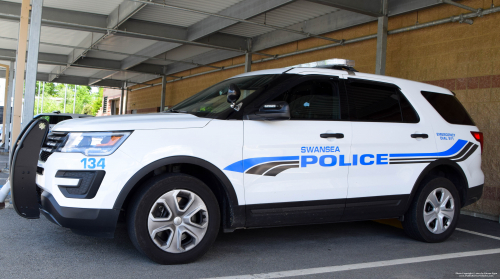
[127,173,220,264]
[402,177,460,242]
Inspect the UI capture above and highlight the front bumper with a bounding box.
[40,191,120,238]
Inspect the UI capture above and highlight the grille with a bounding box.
[39,132,69,162]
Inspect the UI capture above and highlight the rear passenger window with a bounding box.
[345,79,419,123]
[272,79,341,120]
[421,91,475,125]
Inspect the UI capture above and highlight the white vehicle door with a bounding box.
[344,76,437,220]
[239,75,352,226]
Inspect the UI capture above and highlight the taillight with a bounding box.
[471,131,483,154]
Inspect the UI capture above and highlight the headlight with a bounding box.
[59,131,132,156]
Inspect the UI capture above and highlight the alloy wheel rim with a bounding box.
[148,189,209,253]
[423,187,455,234]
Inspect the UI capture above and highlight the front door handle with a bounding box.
[320,133,344,139]
[411,133,429,139]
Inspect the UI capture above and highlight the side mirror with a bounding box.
[227,83,241,107]
[246,101,290,121]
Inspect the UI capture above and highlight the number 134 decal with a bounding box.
[81,158,105,169]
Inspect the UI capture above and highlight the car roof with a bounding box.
[231,67,453,96]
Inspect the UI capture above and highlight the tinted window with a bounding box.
[170,75,278,119]
[346,80,418,123]
[50,116,72,124]
[272,79,341,120]
[421,91,475,125]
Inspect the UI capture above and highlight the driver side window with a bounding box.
[272,79,341,120]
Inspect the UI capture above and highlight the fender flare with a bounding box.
[112,156,245,228]
[404,159,469,212]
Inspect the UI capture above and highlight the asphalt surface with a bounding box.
[0,207,499,279]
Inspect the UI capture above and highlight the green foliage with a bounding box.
[34,82,103,116]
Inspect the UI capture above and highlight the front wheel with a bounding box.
[402,177,460,243]
[127,173,220,264]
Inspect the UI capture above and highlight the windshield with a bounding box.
[168,74,279,118]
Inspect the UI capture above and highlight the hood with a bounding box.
[52,113,212,132]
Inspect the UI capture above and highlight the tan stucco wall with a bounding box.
[127,0,500,217]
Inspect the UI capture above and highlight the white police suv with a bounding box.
[10,59,483,264]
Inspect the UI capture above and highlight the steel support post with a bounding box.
[0,63,9,144]
[244,38,252,73]
[124,87,128,114]
[160,76,167,112]
[5,61,14,151]
[12,0,30,147]
[120,84,125,115]
[22,0,44,130]
[375,0,388,75]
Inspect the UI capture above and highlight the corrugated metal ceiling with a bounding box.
[95,36,158,58]
[132,0,244,27]
[0,20,91,56]
[220,0,339,38]
[3,0,124,15]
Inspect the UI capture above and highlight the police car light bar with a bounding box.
[293,58,355,68]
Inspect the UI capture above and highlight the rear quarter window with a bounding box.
[421,91,475,126]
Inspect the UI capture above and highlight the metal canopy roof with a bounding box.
[0,0,447,88]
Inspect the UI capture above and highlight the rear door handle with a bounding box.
[320,133,344,139]
[411,133,428,139]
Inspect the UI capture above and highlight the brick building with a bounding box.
[96,88,123,116]
[125,0,500,219]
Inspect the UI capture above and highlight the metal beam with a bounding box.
[23,0,44,129]
[376,0,388,75]
[388,0,442,16]
[0,63,10,144]
[163,49,241,77]
[119,0,447,84]
[187,0,293,41]
[306,0,383,17]
[0,48,67,64]
[4,61,14,150]
[121,0,294,70]
[245,39,252,73]
[0,1,108,32]
[120,82,126,114]
[252,9,374,52]
[160,75,166,112]
[48,0,147,81]
[442,0,481,13]
[130,0,341,43]
[0,49,169,77]
[93,79,124,88]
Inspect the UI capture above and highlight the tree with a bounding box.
[34,83,103,116]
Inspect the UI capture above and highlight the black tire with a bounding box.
[402,177,460,243]
[127,173,220,264]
